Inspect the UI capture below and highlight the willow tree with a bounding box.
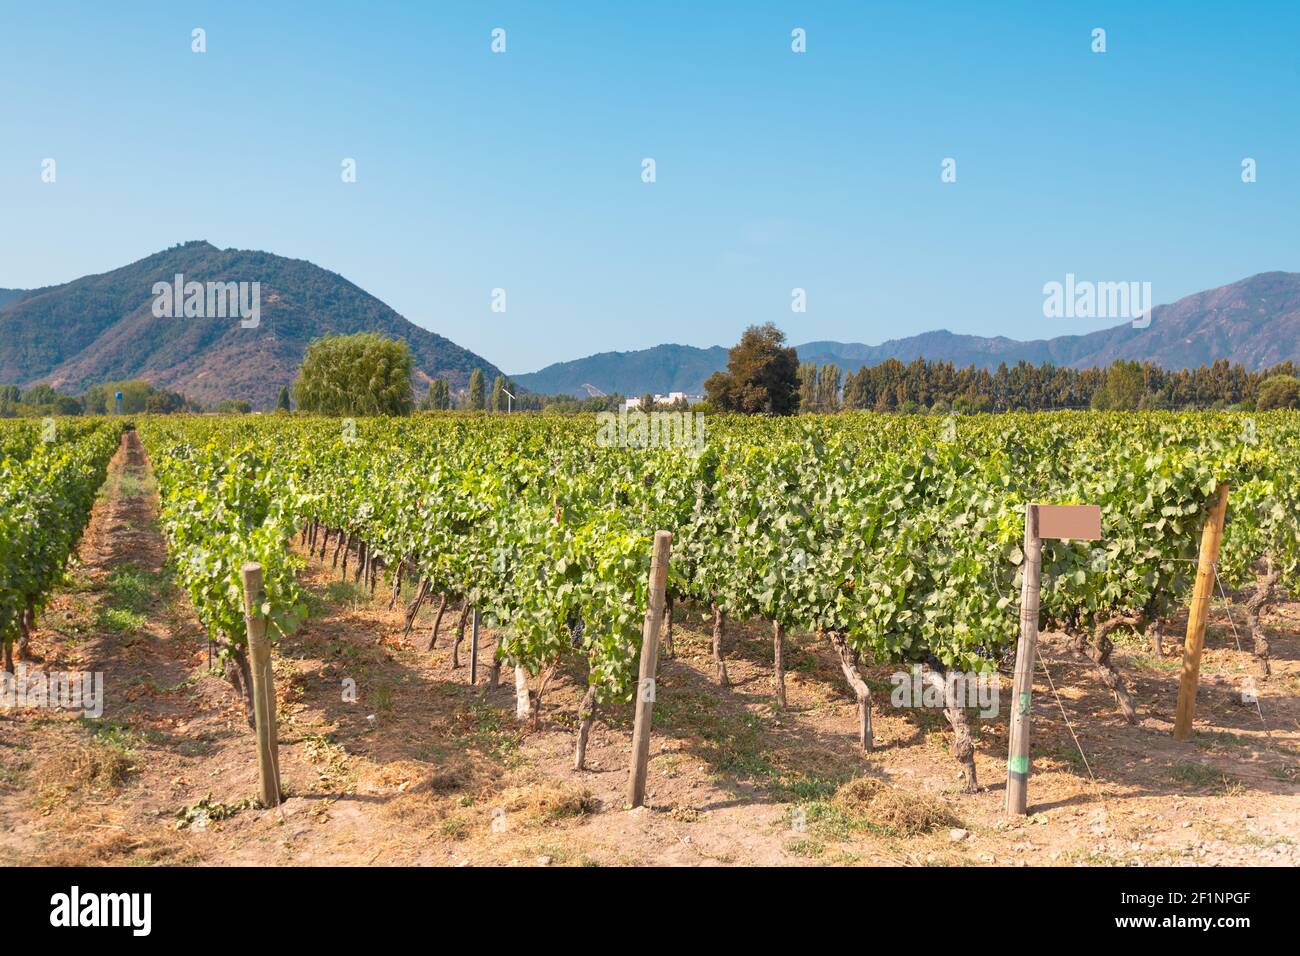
[292,332,414,416]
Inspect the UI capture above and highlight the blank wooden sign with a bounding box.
[1006,500,1104,817]
[1035,504,1101,541]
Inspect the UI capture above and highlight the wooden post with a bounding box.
[1006,503,1042,817]
[469,607,480,685]
[773,620,787,710]
[627,531,672,809]
[241,563,281,808]
[514,664,530,720]
[1174,483,1230,742]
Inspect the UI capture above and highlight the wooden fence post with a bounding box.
[241,562,282,808]
[514,664,530,720]
[1174,483,1230,742]
[1006,503,1041,817]
[627,531,672,809]
[469,607,480,685]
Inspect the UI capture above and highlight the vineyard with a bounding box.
[133,412,1299,786]
[0,420,120,671]
[1,411,1297,865]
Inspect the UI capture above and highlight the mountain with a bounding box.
[0,289,27,310]
[803,272,1300,373]
[515,272,1300,396]
[795,331,1060,372]
[513,344,728,398]
[0,242,502,409]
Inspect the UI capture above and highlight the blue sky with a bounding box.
[2,1,1297,373]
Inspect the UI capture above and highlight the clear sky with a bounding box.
[2,1,1297,373]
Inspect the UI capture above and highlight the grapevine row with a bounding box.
[0,420,122,671]
[137,412,1299,779]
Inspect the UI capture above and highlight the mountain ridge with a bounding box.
[0,242,502,409]
[513,343,729,398]
[514,272,1300,397]
[7,254,1298,406]
[0,289,27,311]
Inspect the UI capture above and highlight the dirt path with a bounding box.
[1,433,1296,866]
[0,431,209,863]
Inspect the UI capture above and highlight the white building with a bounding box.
[624,391,695,410]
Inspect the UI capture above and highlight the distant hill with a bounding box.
[0,242,502,409]
[515,272,1300,396]
[802,272,1300,373]
[514,344,728,398]
[9,255,1296,405]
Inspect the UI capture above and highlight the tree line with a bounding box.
[810,356,1300,413]
[8,327,1298,418]
[0,380,201,418]
[703,324,1300,414]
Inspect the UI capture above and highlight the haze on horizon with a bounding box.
[2,0,1298,374]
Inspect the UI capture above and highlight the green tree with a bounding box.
[491,375,507,412]
[1091,360,1144,410]
[292,332,415,416]
[703,322,801,415]
[145,390,187,414]
[1255,375,1300,410]
[425,378,451,411]
[816,363,842,413]
[17,384,82,415]
[20,384,58,407]
[84,380,169,415]
[276,386,292,412]
[797,362,817,412]
[466,369,486,411]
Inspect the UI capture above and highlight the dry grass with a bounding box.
[365,755,496,828]
[426,761,475,795]
[499,780,598,824]
[303,733,354,792]
[38,741,135,793]
[832,776,958,836]
[39,830,188,867]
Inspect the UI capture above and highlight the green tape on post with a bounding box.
[1008,754,1029,774]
